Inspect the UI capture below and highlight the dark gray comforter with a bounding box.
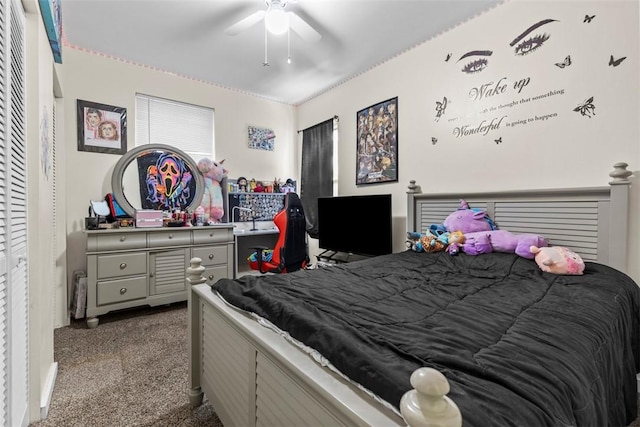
[213,251,640,426]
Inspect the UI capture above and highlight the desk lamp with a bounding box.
[232,206,258,231]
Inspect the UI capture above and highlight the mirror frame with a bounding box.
[111,143,204,217]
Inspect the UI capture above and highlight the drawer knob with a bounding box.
[168,234,173,239]
[120,236,126,242]
[208,254,214,260]
[209,233,214,237]
[120,288,127,295]
[120,263,127,269]
[208,274,214,280]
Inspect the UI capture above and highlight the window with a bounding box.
[135,94,215,160]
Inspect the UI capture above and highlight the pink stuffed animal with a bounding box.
[530,245,585,275]
[197,158,227,223]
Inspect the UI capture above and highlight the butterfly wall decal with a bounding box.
[435,97,448,121]
[584,14,595,23]
[445,53,452,62]
[555,55,571,68]
[609,55,627,67]
[573,96,595,118]
[431,137,438,145]
[495,137,502,145]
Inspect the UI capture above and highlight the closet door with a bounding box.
[0,0,8,421]
[0,0,28,424]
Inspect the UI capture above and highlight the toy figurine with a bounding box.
[237,176,248,192]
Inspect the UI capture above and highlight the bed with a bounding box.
[187,162,638,427]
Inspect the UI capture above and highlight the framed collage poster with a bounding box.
[248,125,276,151]
[356,97,398,185]
[77,99,127,155]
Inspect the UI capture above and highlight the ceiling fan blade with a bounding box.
[288,12,321,42]
[224,10,266,36]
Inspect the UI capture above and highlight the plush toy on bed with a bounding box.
[443,199,497,234]
[406,230,447,253]
[442,199,547,259]
[406,228,466,254]
[530,245,585,275]
[462,230,548,259]
[197,158,227,224]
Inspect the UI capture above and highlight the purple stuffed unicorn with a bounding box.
[443,200,496,233]
[442,199,547,259]
[462,230,548,259]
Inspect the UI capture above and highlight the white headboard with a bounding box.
[406,162,632,272]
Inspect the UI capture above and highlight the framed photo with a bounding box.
[356,97,398,185]
[77,99,127,155]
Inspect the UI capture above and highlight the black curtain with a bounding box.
[300,118,334,239]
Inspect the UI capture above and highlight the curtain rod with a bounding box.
[297,115,339,134]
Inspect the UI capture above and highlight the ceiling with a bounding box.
[61,0,503,105]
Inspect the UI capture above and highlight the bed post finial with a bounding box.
[407,180,421,194]
[187,257,207,287]
[400,367,462,427]
[609,162,633,185]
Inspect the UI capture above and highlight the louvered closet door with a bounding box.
[0,0,8,421]
[0,0,29,426]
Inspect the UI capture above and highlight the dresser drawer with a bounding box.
[193,228,233,245]
[202,265,230,286]
[148,230,191,247]
[91,233,147,251]
[192,245,228,266]
[97,252,147,279]
[97,276,147,306]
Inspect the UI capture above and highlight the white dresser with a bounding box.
[85,224,234,328]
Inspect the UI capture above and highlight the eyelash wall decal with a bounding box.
[510,19,557,57]
[609,55,627,67]
[584,14,595,23]
[573,97,596,118]
[555,55,571,68]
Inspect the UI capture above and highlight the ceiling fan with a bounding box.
[224,0,322,43]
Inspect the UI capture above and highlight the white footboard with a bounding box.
[187,258,461,427]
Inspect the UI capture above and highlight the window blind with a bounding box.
[135,94,215,161]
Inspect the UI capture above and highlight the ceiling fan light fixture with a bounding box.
[264,3,289,35]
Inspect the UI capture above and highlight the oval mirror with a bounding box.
[111,144,204,217]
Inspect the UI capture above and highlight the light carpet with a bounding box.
[29,302,222,427]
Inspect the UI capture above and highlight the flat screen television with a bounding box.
[317,194,392,257]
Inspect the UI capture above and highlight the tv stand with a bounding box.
[316,250,371,265]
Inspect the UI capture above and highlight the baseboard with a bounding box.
[40,362,58,419]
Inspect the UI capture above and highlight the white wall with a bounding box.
[62,47,299,324]
[298,0,640,281]
[24,0,61,420]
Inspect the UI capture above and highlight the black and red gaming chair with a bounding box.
[249,192,309,274]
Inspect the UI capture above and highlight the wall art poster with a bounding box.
[77,99,127,155]
[356,97,398,185]
[39,0,62,63]
[248,125,275,151]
